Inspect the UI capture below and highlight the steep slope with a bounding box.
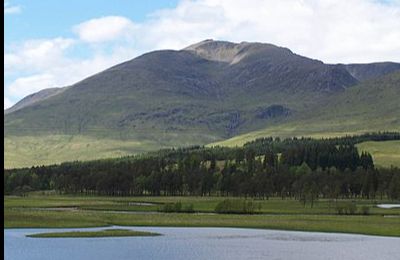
[4,41,359,135]
[212,71,400,147]
[4,40,400,168]
[4,87,66,114]
[343,62,400,81]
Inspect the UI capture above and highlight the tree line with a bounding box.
[4,132,400,201]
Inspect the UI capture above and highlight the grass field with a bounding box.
[26,229,161,238]
[5,195,400,215]
[356,140,400,168]
[209,127,369,147]
[4,135,158,169]
[5,195,400,237]
[210,138,400,168]
[4,131,221,169]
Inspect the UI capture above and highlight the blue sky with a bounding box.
[4,0,180,108]
[5,0,179,42]
[4,0,400,109]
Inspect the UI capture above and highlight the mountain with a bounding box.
[4,87,66,115]
[342,62,400,81]
[4,40,400,168]
[212,71,400,147]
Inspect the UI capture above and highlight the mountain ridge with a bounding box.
[4,40,400,168]
[7,40,400,115]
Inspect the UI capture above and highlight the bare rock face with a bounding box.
[184,39,255,64]
[255,105,291,119]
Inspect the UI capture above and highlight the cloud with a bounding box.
[73,16,137,43]
[4,0,400,109]
[135,0,400,63]
[4,97,13,109]
[4,1,21,14]
[8,74,57,98]
[5,38,75,74]
[4,36,138,107]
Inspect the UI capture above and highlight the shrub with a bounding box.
[182,203,195,213]
[336,205,345,215]
[348,203,357,215]
[158,202,181,212]
[214,199,261,214]
[360,206,370,215]
[335,202,357,215]
[158,202,194,213]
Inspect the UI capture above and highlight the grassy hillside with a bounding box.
[4,135,152,168]
[356,140,400,168]
[211,71,400,147]
[4,132,220,169]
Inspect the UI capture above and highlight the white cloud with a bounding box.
[8,74,57,98]
[4,97,13,109]
[5,38,75,73]
[135,0,400,63]
[4,1,21,14]
[4,37,138,104]
[4,0,400,110]
[73,16,137,43]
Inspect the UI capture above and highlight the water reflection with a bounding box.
[5,226,400,260]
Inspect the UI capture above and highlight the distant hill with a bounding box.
[4,40,400,168]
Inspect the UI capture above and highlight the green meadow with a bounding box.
[5,195,400,237]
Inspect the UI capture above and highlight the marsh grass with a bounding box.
[27,228,161,238]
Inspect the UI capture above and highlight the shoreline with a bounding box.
[5,195,400,237]
[5,217,400,238]
[5,225,400,239]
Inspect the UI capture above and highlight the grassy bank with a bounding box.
[26,229,160,238]
[5,208,400,237]
[5,195,400,215]
[5,195,400,237]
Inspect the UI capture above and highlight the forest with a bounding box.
[4,132,400,202]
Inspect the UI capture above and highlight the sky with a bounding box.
[4,0,400,109]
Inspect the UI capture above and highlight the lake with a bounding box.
[5,226,400,260]
[377,204,400,209]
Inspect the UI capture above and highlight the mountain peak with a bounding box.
[183,39,292,65]
[183,39,255,64]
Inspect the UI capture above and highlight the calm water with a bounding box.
[377,204,400,209]
[5,226,400,260]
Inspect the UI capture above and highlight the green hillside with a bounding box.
[4,132,220,168]
[356,140,400,168]
[211,71,400,147]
